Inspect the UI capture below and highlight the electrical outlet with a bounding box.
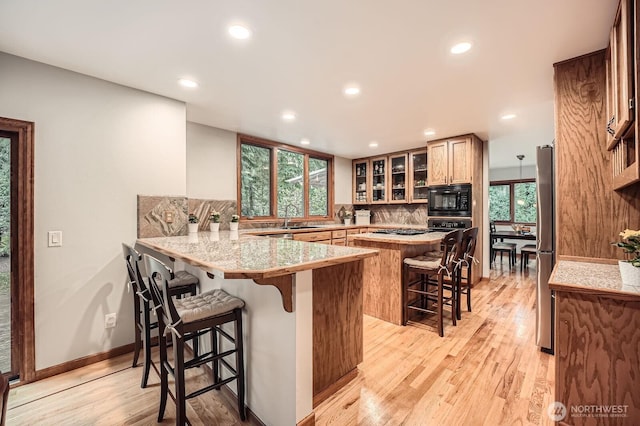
[105,313,117,329]
[165,210,174,223]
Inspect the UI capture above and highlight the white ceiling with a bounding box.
[0,0,616,168]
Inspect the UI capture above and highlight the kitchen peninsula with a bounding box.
[352,230,447,325]
[136,231,377,426]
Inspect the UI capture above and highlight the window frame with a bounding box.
[237,134,334,222]
[489,178,536,225]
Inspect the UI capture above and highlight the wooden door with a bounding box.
[610,0,634,140]
[427,141,447,186]
[448,137,472,184]
[388,153,408,203]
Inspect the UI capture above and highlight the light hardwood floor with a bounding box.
[6,263,554,425]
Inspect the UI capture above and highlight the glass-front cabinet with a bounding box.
[353,159,369,204]
[389,153,408,203]
[409,149,428,203]
[370,156,388,204]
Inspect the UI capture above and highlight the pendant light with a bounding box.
[516,155,525,205]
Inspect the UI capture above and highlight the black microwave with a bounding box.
[428,184,472,217]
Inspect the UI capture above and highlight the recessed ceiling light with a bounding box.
[368,141,378,148]
[451,42,472,54]
[178,78,198,88]
[282,111,296,121]
[501,113,517,120]
[344,84,361,97]
[423,129,436,137]
[300,138,310,145]
[228,25,252,40]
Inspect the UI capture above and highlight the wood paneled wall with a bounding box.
[554,51,640,259]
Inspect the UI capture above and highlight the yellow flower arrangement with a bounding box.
[614,229,640,267]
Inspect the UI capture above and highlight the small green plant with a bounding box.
[231,214,240,223]
[613,229,640,267]
[188,214,199,224]
[209,210,221,223]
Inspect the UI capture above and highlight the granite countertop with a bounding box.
[351,231,447,245]
[137,231,378,280]
[549,259,640,298]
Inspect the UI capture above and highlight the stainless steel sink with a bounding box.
[266,233,293,239]
[280,226,319,230]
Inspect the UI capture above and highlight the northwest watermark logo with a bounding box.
[547,402,629,420]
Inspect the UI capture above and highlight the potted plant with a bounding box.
[613,228,640,285]
[343,211,353,226]
[209,210,221,232]
[187,213,199,233]
[230,214,240,231]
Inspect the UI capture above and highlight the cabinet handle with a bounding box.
[450,175,453,184]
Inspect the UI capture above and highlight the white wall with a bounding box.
[334,156,353,204]
[0,52,187,370]
[489,165,536,181]
[186,122,237,199]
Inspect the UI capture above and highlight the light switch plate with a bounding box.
[48,231,62,247]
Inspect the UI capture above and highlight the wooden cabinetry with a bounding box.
[370,157,388,204]
[389,153,408,203]
[427,136,473,186]
[353,159,370,205]
[408,149,428,203]
[607,0,640,189]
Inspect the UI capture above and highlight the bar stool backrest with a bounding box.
[462,227,479,262]
[441,229,464,272]
[122,244,146,295]
[143,254,180,329]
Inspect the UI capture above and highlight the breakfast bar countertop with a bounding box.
[549,259,640,300]
[136,231,378,280]
[351,230,447,245]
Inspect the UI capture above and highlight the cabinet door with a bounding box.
[389,153,408,203]
[448,137,472,184]
[408,149,428,203]
[353,159,370,204]
[370,156,388,204]
[427,141,448,186]
[610,0,634,140]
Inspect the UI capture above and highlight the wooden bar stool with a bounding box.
[144,254,246,425]
[122,243,199,388]
[454,227,479,320]
[402,229,463,337]
[520,244,537,271]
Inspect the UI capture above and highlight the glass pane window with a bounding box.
[489,184,511,222]
[514,182,537,223]
[277,150,304,218]
[308,157,328,216]
[240,144,271,217]
[0,137,10,373]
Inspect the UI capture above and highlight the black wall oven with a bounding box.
[428,184,472,217]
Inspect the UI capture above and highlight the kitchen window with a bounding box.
[238,134,334,221]
[489,179,536,224]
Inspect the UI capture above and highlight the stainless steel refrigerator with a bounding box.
[536,145,555,354]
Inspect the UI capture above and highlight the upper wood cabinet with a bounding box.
[427,136,472,186]
[353,159,370,205]
[370,156,388,204]
[389,153,408,203]
[607,0,640,190]
[408,149,428,203]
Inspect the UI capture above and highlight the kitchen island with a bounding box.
[351,231,447,325]
[549,258,640,425]
[136,231,377,426]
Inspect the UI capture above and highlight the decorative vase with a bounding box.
[344,218,352,225]
[210,222,220,232]
[229,222,239,231]
[188,223,199,233]
[618,260,640,287]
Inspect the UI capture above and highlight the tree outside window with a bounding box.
[489,179,536,224]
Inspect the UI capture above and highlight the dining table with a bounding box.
[491,230,537,241]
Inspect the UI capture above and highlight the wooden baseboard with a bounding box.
[32,343,135,383]
[313,367,358,408]
[297,411,316,426]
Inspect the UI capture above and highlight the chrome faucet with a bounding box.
[283,203,299,228]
